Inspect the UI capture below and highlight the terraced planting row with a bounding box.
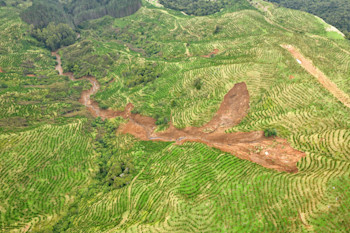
[1,0,349,231]
[229,79,350,163]
[74,4,349,231]
[0,121,94,231]
[60,140,349,232]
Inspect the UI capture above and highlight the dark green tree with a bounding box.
[31,23,76,51]
[267,0,350,33]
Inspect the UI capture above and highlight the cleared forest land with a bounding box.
[0,0,350,231]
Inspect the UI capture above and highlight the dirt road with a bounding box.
[282,45,350,108]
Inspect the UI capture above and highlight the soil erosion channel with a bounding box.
[53,52,305,173]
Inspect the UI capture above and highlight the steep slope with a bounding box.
[158,0,253,16]
[0,5,96,232]
[282,44,350,108]
[267,0,350,35]
[51,0,350,231]
[0,0,350,232]
[21,0,142,28]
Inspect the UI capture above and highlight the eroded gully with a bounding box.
[53,51,306,173]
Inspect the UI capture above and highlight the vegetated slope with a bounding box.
[52,52,306,173]
[158,0,253,16]
[20,0,141,28]
[20,0,141,50]
[20,0,73,28]
[0,7,90,130]
[67,0,142,26]
[78,0,350,128]
[282,44,350,108]
[1,0,350,232]
[50,0,350,231]
[56,137,350,232]
[266,0,350,36]
[0,6,95,232]
[0,121,94,232]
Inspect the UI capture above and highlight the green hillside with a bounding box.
[267,0,350,36]
[0,0,350,232]
[158,0,253,16]
[21,0,142,28]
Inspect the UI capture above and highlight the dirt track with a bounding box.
[54,52,306,173]
[282,45,350,108]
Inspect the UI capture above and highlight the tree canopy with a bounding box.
[21,0,142,50]
[21,0,141,29]
[30,23,76,51]
[158,0,252,16]
[67,0,142,26]
[267,0,350,34]
[21,0,72,29]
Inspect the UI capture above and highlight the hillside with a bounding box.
[21,0,142,28]
[0,0,350,232]
[158,0,253,15]
[266,0,350,36]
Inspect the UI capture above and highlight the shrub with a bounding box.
[124,63,161,87]
[0,83,8,88]
[156,117,169,125]
[131,108,141,114]
[345,32,350,40]
[213,25,221,34]
[264,128,277,137]
[100,103,109,110]
[193,78,202,90]
[30,23,76,51]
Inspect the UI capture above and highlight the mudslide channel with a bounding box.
[53,52,305,173]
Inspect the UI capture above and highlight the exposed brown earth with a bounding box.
[53,51,306,173]
[26,74,36,77]
[202,49,219,58]
[120,84,304,173]
[0,67,3,73]
[282,44,350,108]
[53,52,126,119]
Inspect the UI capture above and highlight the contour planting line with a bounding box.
[282,44,350,108]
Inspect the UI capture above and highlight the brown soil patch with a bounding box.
[282,44,350,108]
[202,49,219,58]
[0,67,3,73]
[289,75,295,79]
[203,82,250,131]
[54,51,306,173]
[118,83,304,173]
[27,74,36,77]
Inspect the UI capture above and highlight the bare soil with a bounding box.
[0,67,3,73]
[202,49,219,58]
[54,51,306,173]
[282,44,350,108]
